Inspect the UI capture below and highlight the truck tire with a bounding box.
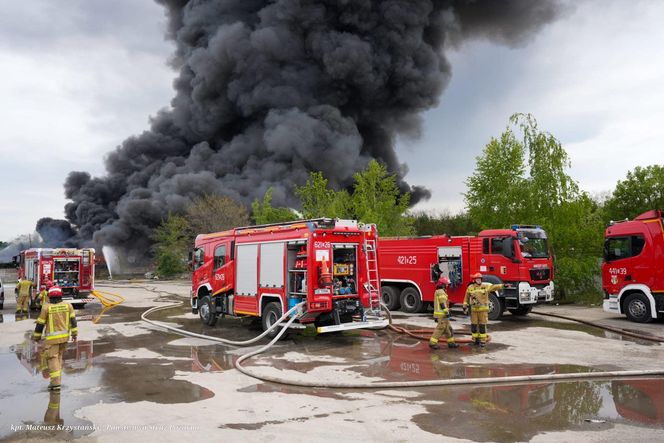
[624,293,653,323]
[199,295,218,327]
[508,305,532,316]
[400,287,424,313]
[262,302,287,339]
[381,286,400,311]
[487,292,505,321]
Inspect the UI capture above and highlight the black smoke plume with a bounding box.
[61,0,561,257]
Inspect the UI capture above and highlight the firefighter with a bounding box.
[16,277,35,315]
[32,286,78,391]
[38,282,51,308]
[429,277,459,350]
[463,273,504,347]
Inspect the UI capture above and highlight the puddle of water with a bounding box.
[3,299,662,441]
[410,378,664,441]
[0,322,215,440]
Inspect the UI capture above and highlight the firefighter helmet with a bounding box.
[471,272,483,279]
[47,286,63,298]
[437,276,451,286]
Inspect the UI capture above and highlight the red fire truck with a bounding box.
[602,209,664,323]
[190,218,388,335]
[14,248,95,308]
[378,225,555,319]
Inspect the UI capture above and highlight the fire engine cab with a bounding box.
[190,218,387,335]
[602,209,664,323]
[14,248,95,308]
[378,225,555,319]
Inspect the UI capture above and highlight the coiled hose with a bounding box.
[142,299,664,389]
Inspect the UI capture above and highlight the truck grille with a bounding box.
[530,268,550,281]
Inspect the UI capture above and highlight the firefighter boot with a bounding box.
[447,341,459,349]
[478,324,488,348]
[429,339,440,350]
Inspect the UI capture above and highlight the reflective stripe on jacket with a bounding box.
[433,288,449,318]
[33,302,77,344]
[463,282,504,311]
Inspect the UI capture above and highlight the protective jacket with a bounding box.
[17,279,34,297]
[433,288,450,318]
[463,282,504,311]
[33,302,78,344]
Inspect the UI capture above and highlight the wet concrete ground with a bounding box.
[0,281,663,442]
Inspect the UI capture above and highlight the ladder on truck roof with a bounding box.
[234,218,336,232]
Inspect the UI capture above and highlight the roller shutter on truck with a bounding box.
[236,244,258,296]
[260,243,285,288]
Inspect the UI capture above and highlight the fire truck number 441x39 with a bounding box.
[603,210,664,323]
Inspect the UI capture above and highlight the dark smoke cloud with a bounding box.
[0,218,78,262]
[61,0,561,255]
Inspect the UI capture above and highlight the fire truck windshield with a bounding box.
[517,230,549,258]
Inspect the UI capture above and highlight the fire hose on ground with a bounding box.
[89,290,126,323]
[141,299,664,389]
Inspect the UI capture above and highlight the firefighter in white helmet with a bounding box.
[463,273,504,347]
[429,276,459,350]
[32,285,78,391]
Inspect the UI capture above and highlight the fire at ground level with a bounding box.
[0,280,663,442]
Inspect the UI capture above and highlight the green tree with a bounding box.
[294,172,351,219]
[152,215,190,277]
[186,194,250,234]
[465,127,529,228]
[350,160,414,236]
[604,165,664,221]
[411,210,481,236]
[252,188,299,224]
[464,113,604,300]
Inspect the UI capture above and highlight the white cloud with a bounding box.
[405,0,664,215]
[0,0,174,240]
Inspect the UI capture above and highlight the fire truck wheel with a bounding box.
[199,296,218,326]
[487,292,505,321]
[400,287,424,313]
[624,293,653,323]
[262,302,288,339]
[508,305,532,316]
[381,286,400,311]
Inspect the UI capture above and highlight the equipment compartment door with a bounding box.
[331,244,358,296]
[234,244,259,314]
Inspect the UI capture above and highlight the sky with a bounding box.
[0,0,663,240]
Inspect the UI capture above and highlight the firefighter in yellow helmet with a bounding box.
[429,277,459,350]
[32,286,78,391]
[16,277,35,315]
[463,273,504,347]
